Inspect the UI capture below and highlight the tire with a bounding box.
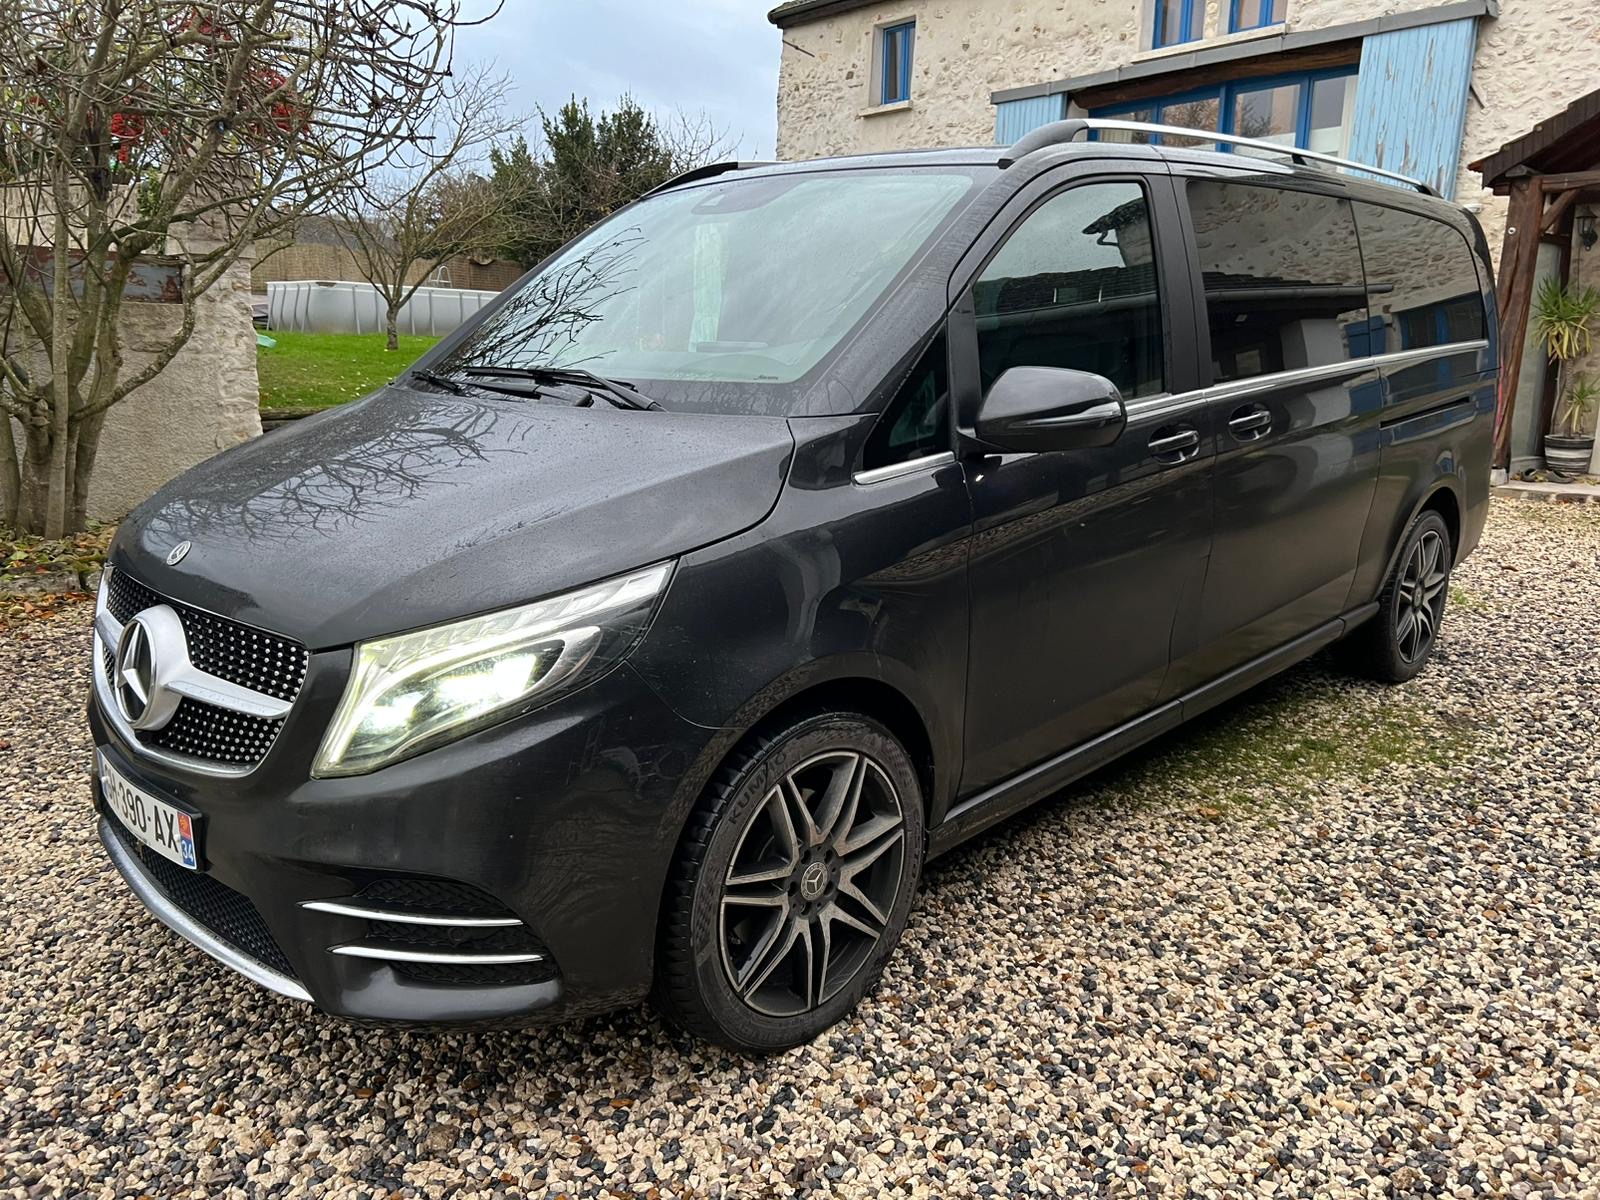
[1340,509,1453,684]
[654,710,925,1052]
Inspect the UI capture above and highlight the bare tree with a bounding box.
[331,68,528,352]
[0,1,493,537]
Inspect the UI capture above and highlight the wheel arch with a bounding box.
[1419,481,1462,554]
[648,661,946,1000]
[666,657,950,834]
[1377,476,1466,589]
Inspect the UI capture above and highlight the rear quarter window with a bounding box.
[1350,202,1486,354]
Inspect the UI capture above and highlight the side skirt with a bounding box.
[927,603,1379,859]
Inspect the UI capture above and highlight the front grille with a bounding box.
[144,700,283,765]
[105,811,297,980]
[102,565,309,768]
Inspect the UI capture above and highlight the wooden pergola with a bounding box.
[1471,87,1600,470]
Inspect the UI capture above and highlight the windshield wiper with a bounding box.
[459,365,663,411]
[408,368,469,395]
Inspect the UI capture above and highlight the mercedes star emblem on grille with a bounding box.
[166,541,191,566]
[114,605,188,731]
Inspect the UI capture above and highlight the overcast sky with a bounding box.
[453,1,783,159]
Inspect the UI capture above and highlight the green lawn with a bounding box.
[257,331,441,409]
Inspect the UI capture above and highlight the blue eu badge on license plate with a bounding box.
[175,812,197,868]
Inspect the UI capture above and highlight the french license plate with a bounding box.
[99,751,199,869]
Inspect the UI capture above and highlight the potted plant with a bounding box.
[1533,277,1600,360]
[1546,373,1600,473]
[1532,278,1600,473]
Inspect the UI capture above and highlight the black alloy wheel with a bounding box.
[719,749,907,1017]
[655,711,924,1052]
[1395,526,1448,664]
[1341,508,1454,684]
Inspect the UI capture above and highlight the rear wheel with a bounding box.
[654,711,924,1052]
[1341,509,1452,683]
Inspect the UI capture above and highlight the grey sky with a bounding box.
[454,2,782,159]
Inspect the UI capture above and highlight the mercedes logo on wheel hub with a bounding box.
[798,861,829,902]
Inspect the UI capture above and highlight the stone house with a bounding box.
[768,0,1600,259]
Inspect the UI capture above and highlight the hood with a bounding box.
[116,386,794,648]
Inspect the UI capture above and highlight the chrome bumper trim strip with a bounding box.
[301,899,523,928]
[328,944,546,965]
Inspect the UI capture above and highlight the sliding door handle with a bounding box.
[1228,405,1272,440]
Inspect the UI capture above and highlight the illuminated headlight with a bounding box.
[312,562,673,777]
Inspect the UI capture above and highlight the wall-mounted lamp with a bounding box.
[1581,215,1598,251]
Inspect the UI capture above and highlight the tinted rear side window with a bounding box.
[1351,202,1486,354]
[1185,180,1368,383]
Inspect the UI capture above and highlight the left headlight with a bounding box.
[312,562,673,778]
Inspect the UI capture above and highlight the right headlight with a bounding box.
[312,561,673,778]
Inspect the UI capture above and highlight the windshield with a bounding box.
[431,168,981,412]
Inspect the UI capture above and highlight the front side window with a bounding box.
[1352,202,1486,353]
[880,21,915,105]
[1230,0,1286,32]
[1154,0,1204,48]
[1186,180,1367,382]
[974,182,1165,399]
[433,168,980,412]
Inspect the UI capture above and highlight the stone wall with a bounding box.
[7,249,261,524]
[774,0,1600,265]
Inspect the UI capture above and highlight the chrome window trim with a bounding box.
[300,899,523,928]
[852,450,956,485]
[329,944,547,965]
[1124,339,1489,424]
[98,816,314,1003]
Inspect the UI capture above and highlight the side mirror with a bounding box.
[973,366,1126,454]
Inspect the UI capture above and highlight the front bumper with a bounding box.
[90,659,716,1025]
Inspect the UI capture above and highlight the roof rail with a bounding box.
[642,160,776,197]
[1000,118,1436,196]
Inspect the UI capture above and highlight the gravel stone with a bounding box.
[3,498,1599,1198]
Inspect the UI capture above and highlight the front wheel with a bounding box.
[1341,509,1453,683]
[654,711,924,1052]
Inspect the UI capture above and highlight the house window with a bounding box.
[1092,68,1355,157]
[1153,0,1204,49]
[1229,0,1286,33]
[879,21,915,105]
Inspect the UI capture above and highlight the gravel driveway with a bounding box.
[4,498,1599,1199]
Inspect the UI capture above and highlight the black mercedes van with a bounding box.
[90,120,1497,1050]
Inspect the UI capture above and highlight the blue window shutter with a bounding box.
[1347,17,1478,198]
[995,95,1067,145]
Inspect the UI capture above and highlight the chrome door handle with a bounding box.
[1148,427,1200,461]
[1228,405,1272,439]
